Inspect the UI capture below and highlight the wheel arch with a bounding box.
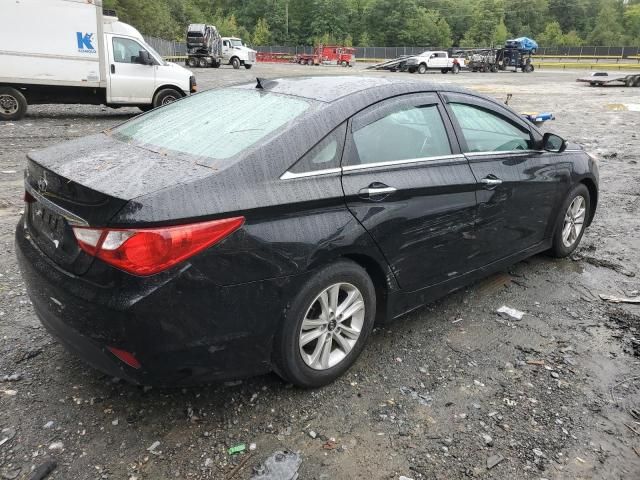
[579,177,598,227]
[153,84,187,100]
[340,252,392,324]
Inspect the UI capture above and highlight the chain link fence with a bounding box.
[142,36,640,60]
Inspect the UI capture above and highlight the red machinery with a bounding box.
[294,45,356,67]
[256,52,292,63]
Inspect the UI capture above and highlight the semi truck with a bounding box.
[186,24,256,70]
[0,0,196,121]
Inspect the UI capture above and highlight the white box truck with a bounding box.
[0,0,196,121]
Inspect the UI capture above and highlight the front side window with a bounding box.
[111,89,310,160]
[450,103,532,153]
[351,103,452,165]
[112,37,148,64]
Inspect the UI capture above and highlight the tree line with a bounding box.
[103,0,640,47]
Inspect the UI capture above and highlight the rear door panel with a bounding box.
[341,93,478,292]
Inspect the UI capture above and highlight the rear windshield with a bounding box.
[111,88,310,160]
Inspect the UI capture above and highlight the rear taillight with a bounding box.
[72,217,244,276]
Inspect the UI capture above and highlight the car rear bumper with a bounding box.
[16,222,307,386]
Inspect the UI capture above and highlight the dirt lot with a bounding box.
[1,64,639,480]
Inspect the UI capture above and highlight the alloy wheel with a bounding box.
[0,95,19,115]
[299,282,365,371]
[161,95,177,105]
[562,195,586,248]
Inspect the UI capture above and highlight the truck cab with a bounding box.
[221,37,256,69]
[103,17,194,107]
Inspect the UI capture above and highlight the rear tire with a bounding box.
[523,63,534,73]
[273,260,376,388]
[441,68,448,74]
[198,57,208,68]
[187,57,198,68]
[231,57,241,69]
[153,88,182,108]
[550,184,590,258]
[0,87,28,121]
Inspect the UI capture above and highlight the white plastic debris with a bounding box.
[497,305,525,320]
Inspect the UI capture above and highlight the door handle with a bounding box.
[111,64,116,74]
[358,184,397,200]
[480,176,503,188]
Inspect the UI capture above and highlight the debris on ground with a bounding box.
[251,450,302,479]
[496,305,525,320]
[228,443,246,455]
[599,294,640,304]
[486,454,505,469]
[27,460,57,480]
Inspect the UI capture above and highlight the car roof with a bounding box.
[235,76,456,103]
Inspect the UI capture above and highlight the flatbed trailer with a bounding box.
[577,72,640,87]
[365,56,412,71]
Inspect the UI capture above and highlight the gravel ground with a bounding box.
[1,64,639,480]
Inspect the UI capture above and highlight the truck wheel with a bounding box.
[490,65,498,73]
[187,57,198,68]
[341,60,348,67]
[231,57,241,69]
[418,63,427,74]
[0,87,28,121]
[244,64,253,69]
[523,63,534,73]
[198,58,208,68]
[212,60,220,68]
[153,88,182,108]
[451,63,461,74]
[408,67,416,73]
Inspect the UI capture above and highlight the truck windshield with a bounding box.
[111,89,309,160]
[230,39,243,47]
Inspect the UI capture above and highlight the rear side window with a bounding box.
[288,123,346,174]
[450,103,532,152]
[352,104,452,165]
[112,89,309,160]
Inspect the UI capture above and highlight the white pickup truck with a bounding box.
[0,0,195,120]
[405,51,464,74]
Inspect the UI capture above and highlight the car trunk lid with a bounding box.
[24,133,214,275]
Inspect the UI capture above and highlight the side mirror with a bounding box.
[137,50,153,65]
[542,132,566,153]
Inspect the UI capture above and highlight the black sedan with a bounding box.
[16,76,598,387]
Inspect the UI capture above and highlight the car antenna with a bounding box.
[505,93,513,105]
[256,78,277,90]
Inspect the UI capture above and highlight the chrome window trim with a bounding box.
[342,154,466,172]
[280,167,342,180]
[464,149,536,158]
[24,182,89,227]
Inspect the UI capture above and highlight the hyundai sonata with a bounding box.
[16,76,598,387]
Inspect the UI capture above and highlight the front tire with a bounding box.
[550,184,590,257]
[417,63,427,74]
[152,88,182,108]
[273,260,376,388]
[0,87,28,121]
[231,57,240,69]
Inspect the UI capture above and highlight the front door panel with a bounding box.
[107,35,156,104]
[442,93,560,263]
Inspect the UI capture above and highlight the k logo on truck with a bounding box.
[76,32,96,53]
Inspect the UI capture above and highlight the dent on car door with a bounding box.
[441,93,560,263]
[341,93,478,292]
